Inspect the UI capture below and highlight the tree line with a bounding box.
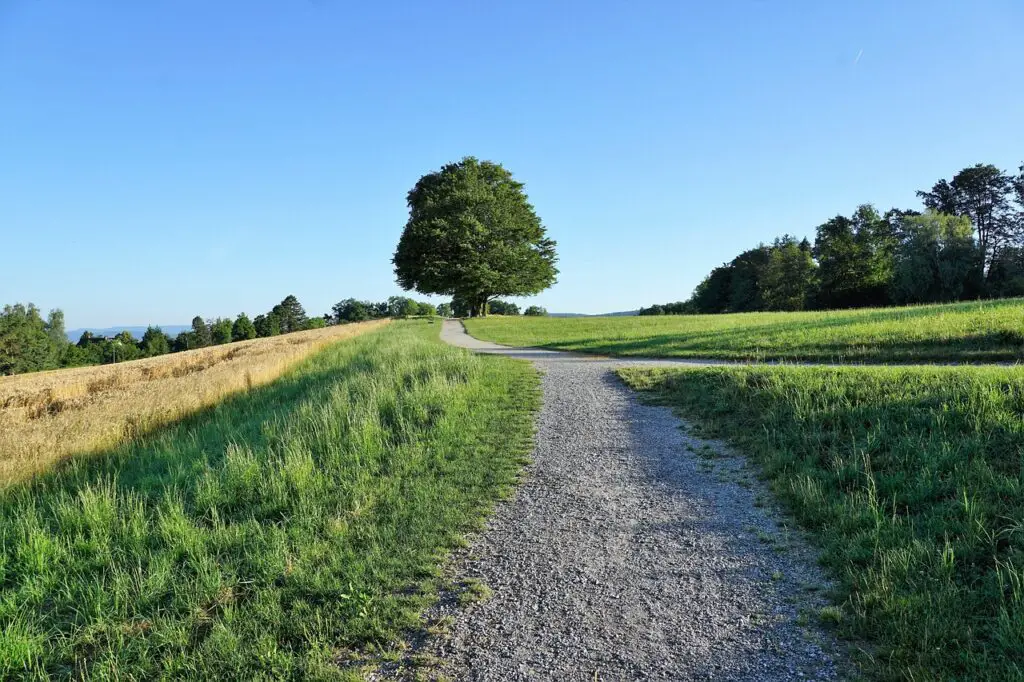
[641,162,1024,315]
[2,294,428,376]
[1,290,547,376]
[332,296,546,321]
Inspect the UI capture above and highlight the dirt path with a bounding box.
[421,321,845,681]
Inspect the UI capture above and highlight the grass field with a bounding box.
[465,298,1024,363]
[620,364,1024,680]
[0,321,386,486]
[0,321,539,679]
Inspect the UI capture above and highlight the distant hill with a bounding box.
[66,325,190,342]
[549,311,638,318]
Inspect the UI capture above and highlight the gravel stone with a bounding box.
[397,322,847,680]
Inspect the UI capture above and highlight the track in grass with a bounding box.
[0,321,539,680]
[465,298,1024,364]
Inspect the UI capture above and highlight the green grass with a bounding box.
[619,364,1024,680]
[465,298,1024,363]
[0,321,539,680]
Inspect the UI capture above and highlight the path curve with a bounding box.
[420,320,845,681]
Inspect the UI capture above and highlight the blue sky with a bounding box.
[2,1,1022,327]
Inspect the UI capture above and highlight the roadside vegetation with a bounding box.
[465,298,1024,363]
[619,364,1024,680]
[0,321,539,679]
[0,321,386,485]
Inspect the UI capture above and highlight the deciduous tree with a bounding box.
[393,157,558,317]
[332,299,370,323]
[918,164,1016,272]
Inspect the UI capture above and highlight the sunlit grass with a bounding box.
[466,298,1024,363]
[0,321,539,679]
[620,364,1024,680]
[0,321,387,485]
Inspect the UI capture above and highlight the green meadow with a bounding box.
[0,321,538,679]
[620,364,1024,680]
[465,298,1024,363]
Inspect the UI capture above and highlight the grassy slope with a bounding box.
[0,321,539,680]
[620,365,1024,680]
[466,298,1024,363]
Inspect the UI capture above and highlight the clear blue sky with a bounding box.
[2,1,1022,327]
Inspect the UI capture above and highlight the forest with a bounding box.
[641,162,1024,315]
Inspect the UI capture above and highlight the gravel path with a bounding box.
[408,322,846,680]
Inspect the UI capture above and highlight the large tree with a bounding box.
[917,164,1017,272]
[393,157,558,317]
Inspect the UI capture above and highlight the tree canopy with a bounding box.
[393,157,558,317]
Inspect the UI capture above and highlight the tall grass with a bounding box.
[620,364,1024,680]
[0,321,539,679]
[0,321,386,485]
[466,298,1024,363]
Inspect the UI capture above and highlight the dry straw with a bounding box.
[0,320,388,485]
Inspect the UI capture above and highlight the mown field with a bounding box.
[0,321,539,679]
[620,364,1024,680]
[0,321,388,485]
[465,298,1024,363]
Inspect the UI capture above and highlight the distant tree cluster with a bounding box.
[447,297,537,317]
[330,295,438,323]
[1,293,431,377]
[641,162,1024,315]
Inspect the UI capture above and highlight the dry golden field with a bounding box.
[0,320,387,485]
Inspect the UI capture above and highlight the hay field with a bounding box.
[0,320,387,485]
